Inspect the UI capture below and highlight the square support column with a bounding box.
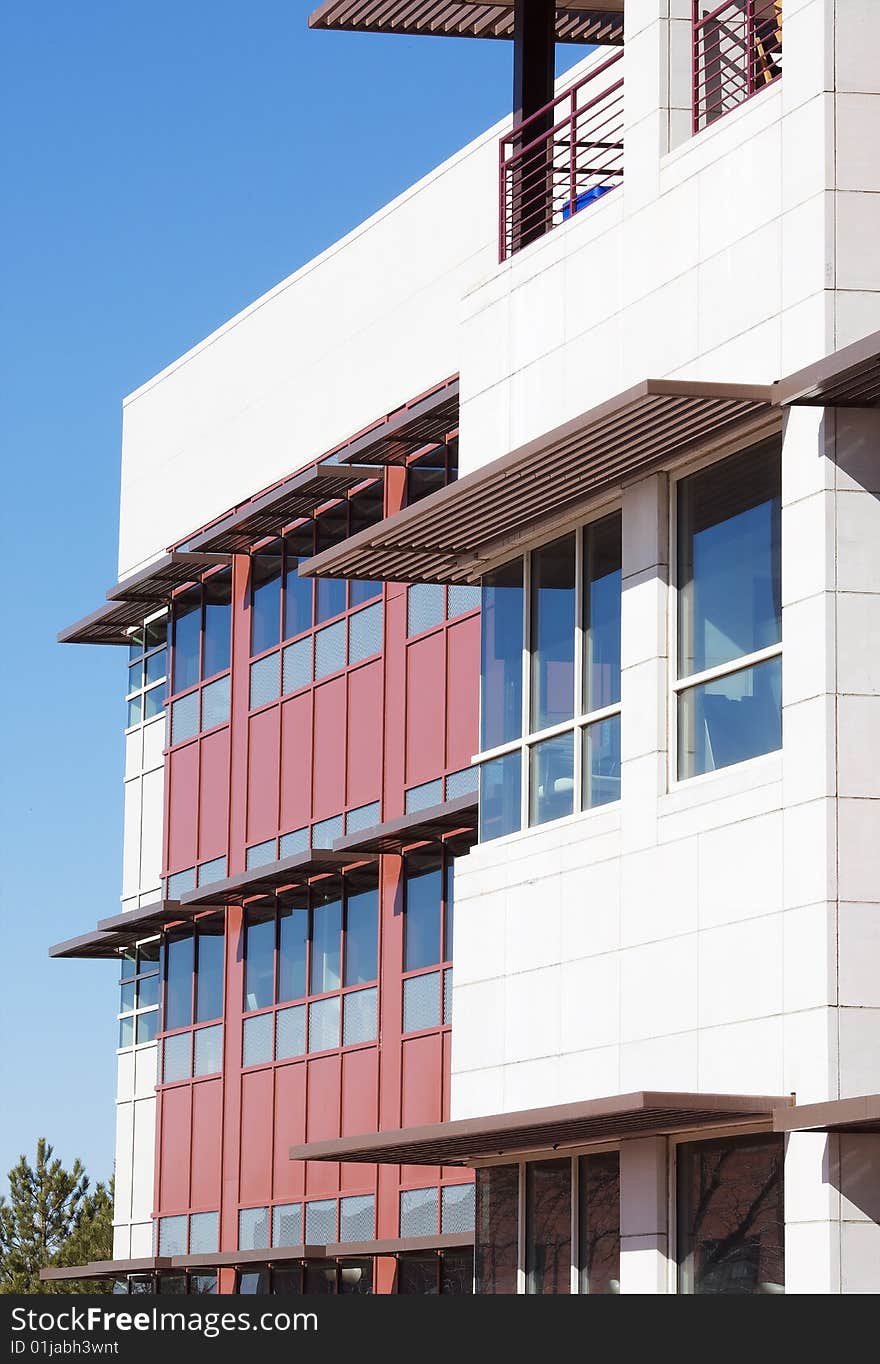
[619,1135,671,1292]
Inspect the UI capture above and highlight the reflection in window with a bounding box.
[578,1152,620,1294]
[315,507,348,624]
[202,573,232,680]
[172,593,201,694]
[677,1133,784,1295]
[244,906,275,1012]
[475,1166,518,1295]
[251,548,283,656]
[195,916,224,1023]
[479,750,521,844]
[583,712,621,809]
[530,534,575,732]
[164,934,194,1031]
[404,859,442,972]
[344,884,378,985]
[278,900,308,1004]
[526,1159,571,1294]
[677,442,782,779]
[584,514,622,711]
[480,560,524,750]
[529,731,574,827]
[310,892,342,994]
[172,573,231,694]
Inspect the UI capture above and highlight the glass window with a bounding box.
[530,534,575,732]
[526,1159,571,1294]
[278,901,308,1004]
[237,1268,270,1294]
[578,1152,619,1294]
[679,654,782,780]
[145,648,167,686]
[172,593,201,694]
[303,1261,337,1295]
[397,1253,438,1295]
[164,934,194,1031]
[310,892,342,994]
[348,485,384,606]
[678,442,781,675]
[583,713,621,808]
[203,572,231,679]
[407,449,447,505]
[244,906,275,1012]
[444,860,454,961]
[315,507,348,623]
[344,883,378,986]
[475,1166,518,1295]
[119,980,136,1013]
[400,1187,438,1237]
[190,1274,217,1295]
[479,750,521,843]
[137,974,159,1009]
[118,1016,134,1048]
[284,522,314,640]
[529,731,574,827]
[251,549,282,656]
[338,1258,373,1295]
[584,514,621,711]
[271,1267,302,1295]
[136,1012,157,1045]
[195,917,224,1022]
[480,560,523,749]
[441,1249,473,1295]
[404,858,442,972]
[677,1133,785,1295]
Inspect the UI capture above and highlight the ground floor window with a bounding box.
[396,1249,473,1294]
[236,1258,373,1294]
[677,1132,784,1295]
[476,1152,620,1294]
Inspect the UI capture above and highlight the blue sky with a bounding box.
[0,2,586,1186]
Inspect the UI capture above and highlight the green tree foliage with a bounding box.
[0,1139,113,1294]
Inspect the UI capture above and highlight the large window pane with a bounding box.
[195,917,224,1022]
[678,655,782,780]
[475,1166,518,1295]
[530,534,575,732]
[344,883,378,985]
[172,594,200,694]
[310,892,342,994]
[278,901,308,1003]
[677,1133,785,1295]
[348,484,384,606]
[480,561,523,749]
[478,751,521,843]
[244,906,275,1012]
[441,1249,473,1295]
[251,550,282,656]
[583,713,621,808]
[284,523,315,639]
[584,514,621,711]
[444,860,454,961]
[164,934,194,1031]
[526,1159,571,1294]
[404,859,442,972]
[315,506,348,623]
[397,1253,438,1295]
[203,572,231,679]
[678,442,781,678]
[529,731,574,827]
[578,1152,620,1294]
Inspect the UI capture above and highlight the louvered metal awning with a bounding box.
[333,794,477,855]
[184,464,380,555]
[299,379,778,585]
[178,849,363,908]
[49,900,186,960]
[773,327,880,407]
[773,1093,880,1136]
[58,551,229,646]
[333,377,459,466]
[308,0,624,44]
[290,1091,791,1165]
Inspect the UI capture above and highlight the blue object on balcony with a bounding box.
[562,183,614,220]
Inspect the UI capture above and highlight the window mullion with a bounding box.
[573,530,584,814]
[673,641,782,694]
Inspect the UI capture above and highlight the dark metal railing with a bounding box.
[499,52,624,262]
[693,0,782,133]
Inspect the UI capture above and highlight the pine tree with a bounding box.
[0,1139,92,1293]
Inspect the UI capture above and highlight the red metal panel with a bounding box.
[306,1054,341,1197]
[198,729,230,863]
[346,661,382,808]
[340,1048,379,1194]
[445,614,480,773]
[401,1033,443,1129]
[405,634,446,786]
[159,1084,192,1212]
[190,1079,223,1209]
[246,707,280,846]
[239,1068,274,1206]
[280,693,313,833]
[273,1062,307,1202]
[167,742,199,873]
[312,678,347,820]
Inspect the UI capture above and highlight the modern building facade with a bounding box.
[48,1,880,1295]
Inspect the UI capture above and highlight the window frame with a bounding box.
[400,849,455,1039]
[476,505,623,841]
[668,440,783,791]
[124,611,168,734]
